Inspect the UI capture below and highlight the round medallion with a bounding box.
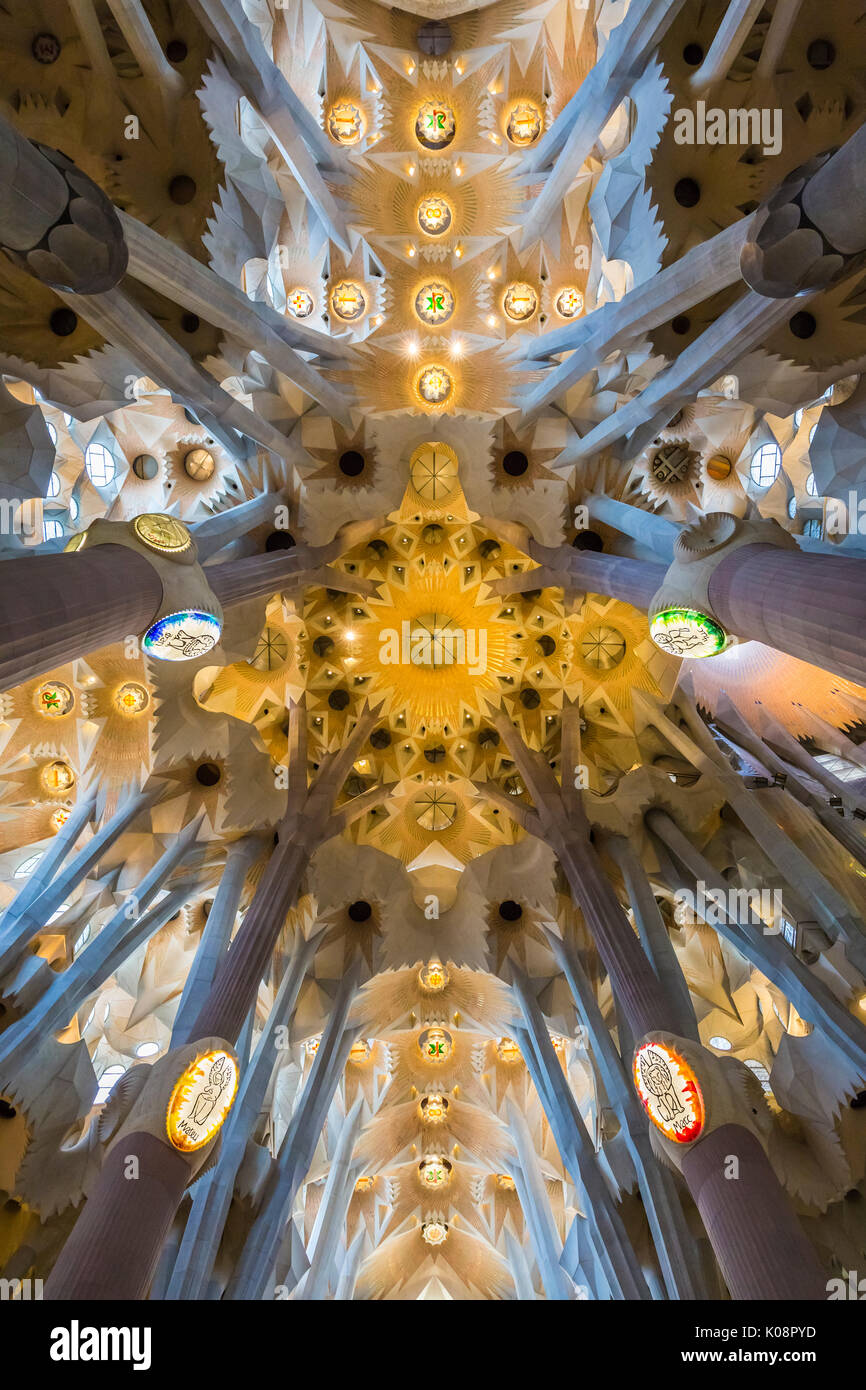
[40,760,76,794]
[419,1154,452,1188]
[416,364,453,407]
[114,681,150,716]
[419,959,449,991]
[633,1040,705,1144]
[142,610,222,662]
[417,194,453,237]
[287,288,315,319]
[503,282,538,322]
[415,100,456,150]
[580,625,626,670]
[506,102,542,145]
[415,789,458,830]
[329,281,367,322]
[165,1048,239,1153]
[419,1092,449,1121]
[327,101,364,146]
[421,1220,448,1246]
[555,286,584,319]
[418,1026,453,1062]
[410,441,459,501]
[35,680,74,717]
[706,454,732,481]
[650,608,728,658]
[183,447,215,481]
[414,282,455,326]
[133,513,191,553]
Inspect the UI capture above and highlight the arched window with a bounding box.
[14,852,43,877]
[806,472,818,496]
[94,1064,126,1105]
[42,518,63,541]
[135,1041,160,1058]
[85,441,117,488]
[47,471,61,497]
[750,442,781,488]
[708,1035,732,1051]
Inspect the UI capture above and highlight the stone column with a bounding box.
[682,1125,827,1300]
[0,546,162,693]
[46,1132,191,1300]
[171,837,261,1047]
[0,526,373,694]
[708,543,866,686]
[601,834,700,1042]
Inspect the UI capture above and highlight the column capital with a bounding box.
[72,514,224,661]
[632,1030,771,1174]
[648,512,797,657]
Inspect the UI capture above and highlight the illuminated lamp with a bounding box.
[40,760,76,794]
[329,281,367,322]
[114,682,150,715]
[497,1036,521,1063]
[419,959,449,991]
[35,680,74,717]
[419,1154,452,1187]
[418,1026,453,1062]
[417,195,453,237]
[414,282,455,325]
[415,100,456,150]
[506,102,542,145]
[327,101,364,145]
[287,289,315,319]
[421,1220,448,1245]
[419,1092,449,1122]
[503,282,538,322]
[555,287,584,319]
[416,365,453,406]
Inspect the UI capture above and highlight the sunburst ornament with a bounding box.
[419,1155,452,1187]
[414,282,455,326]
[415,365,453,407]
[415,100,456,150]
[421,1221,448,1246]
[287,288,315,319]
[506,102,542,145]
[555,287,584,319]
[40,760,75,793]
[356,561,519,732]
[419,1026,453,1062]
[327,101,364,145]
[113,681,150,715]
[417,194,453,237]
[419,959,450,991]
[503,282,538,322]
[329,281,367,322]
[35,680,74,717]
